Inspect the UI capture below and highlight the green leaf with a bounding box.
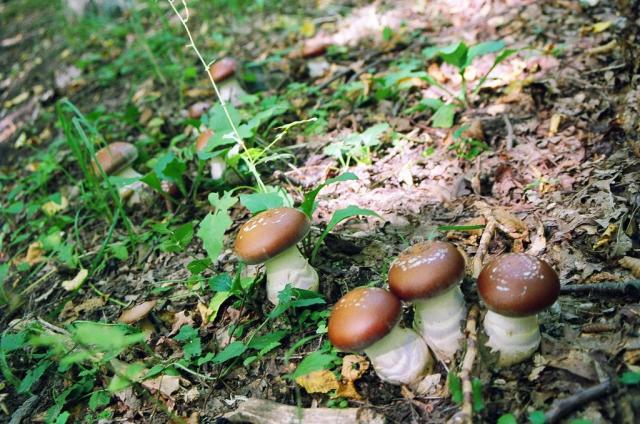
[187,258,211,275]
[292,350,338,379]
[438,42,468,69]
[498,414,518,424]
[73,322,144,354]
[432,104,457,128]
[464,40,506,68]
[174,325,198,342]
[239,192,284,214]
[620,371,640,385]
[405,98,444,114]
[528,410,546,424]
[449,372,462,404]
[437,224,485,232]
[382,26,393,41]
[1,331,27,352]
[88,391,111,411]
[109,243,128,261]
[248,331,288,350]
[209,273,233,292]
[197,192,237,263]
[208,191,238,211]
[174,325,201,360]
[471,378,484,412]
[18,360,50,394]
[300,172,358,218]
[211,341,247,364]
[140,172,163,193]
[54,411,70,424]
[207,291,232,323]
[108,363,147,392]
[311,205,381,261]
[154,152,186,185]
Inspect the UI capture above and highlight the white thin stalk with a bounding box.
[483,310,540,366]
[364,325,433,385]
[264,246,318,305]
[413,285,466,362]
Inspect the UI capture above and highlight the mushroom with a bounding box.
[187,101,211,120]
[195,129,227,180]
[328,287,432,385]
[477,253,560,366]
[234,207,318,304]
[118,300,157,324]
[388,241,466,362]
[160,180,180,212]
[300,36,333,78]
[208,57,246,106]
[92,142,148,205]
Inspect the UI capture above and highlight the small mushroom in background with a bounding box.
[234,207,318,305]
[300,36,333,78]
[92,142,151,206]
[118,300,157,324]
[477,253,560,366]
[187,101,211,120]
[388,241,467,362]
[195,129,228,180]
[208,57,246,106]
[160,180,180,212]
[328,287,433,385]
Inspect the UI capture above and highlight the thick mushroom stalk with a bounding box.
[328,287,432,386]
[363,325,433,385]
[234,208,319,305]
[477,253,560,366]
[388,241,467,362]
[209,58,246,106]
[413,285,466,360]
[483,311,540,366]
[264,245,319,304]
[114,166,146,204]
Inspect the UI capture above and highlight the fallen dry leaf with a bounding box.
[170,310,195,336]
[334,380,361,400]
[593,223,618,249]
[61,268,88,291]
[295,370,340,394]
[197,302,213,324]
[341,355,369,381]
[24,241,44,266]
[142,375,182,398]
[548,113,563,136]
[619,256,640,277]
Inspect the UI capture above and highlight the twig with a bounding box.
[502,114,514,150]
[167,0,265,191]
[544,379,616,423]
[472,208,496,278]
[560,280,640,297]
[9,395,39,424]
[448,305,480,424]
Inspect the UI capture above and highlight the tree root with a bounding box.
[560,280,640,297]
[544,379,616,423]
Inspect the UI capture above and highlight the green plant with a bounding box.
[323,123,390,167]
[449,124,491,160]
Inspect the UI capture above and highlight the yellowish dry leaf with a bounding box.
[593,223,618,249]
[592,21,612,33]
[197,302,213,324]
[142,374,182,398]
[548,113,563,136]
[341,355,369,381]
[334,380,361,400]
[295,370,339,394]
[3,91,29,109]
[42,195,69,216]
[25,241,44,265]
[494,207,527,236]
[61,268,88,291]
[619,256,640,278]
[300,19,316,37]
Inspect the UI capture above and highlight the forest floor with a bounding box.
[1,0,640,423]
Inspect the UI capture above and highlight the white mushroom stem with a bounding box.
[307,57,330,78]
[364,325,433,385]
[114,166,145,203]
[208,156,227,180]
[413,286,466,362]
[217,79,246,106]
[483,310,540,366]
[264,245,319,305]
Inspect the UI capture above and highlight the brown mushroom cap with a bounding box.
[477,253,560,317]
[388,241,465,301]
[92,142,138,177]
[161,180,180,197]
[328,287,401,351]
[118,300,157,324]
[209,58,237,82]
[234,207,310,264]
[301,36,332,58]
[188,101,211,120]
[195,129,213,152]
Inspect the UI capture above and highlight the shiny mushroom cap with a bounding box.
[234,207,310,265]
[195,129,213,152]
[301,36,332,58]
[328,287,401,351]
[118,300,157,324]
[188,101,211,120]
[388,241,465,301]
[92,142,138,177]
[209,58,237,82]
[477,253,560,317]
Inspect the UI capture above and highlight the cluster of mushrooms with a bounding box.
[233,207,560,386]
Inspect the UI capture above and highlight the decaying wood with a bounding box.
[447,305,480,424]
[224,398,385,424]
[544,379,616,423]
[560,280,640,297]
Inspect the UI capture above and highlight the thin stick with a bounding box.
[167,0,265,192]
[560,280,640,297]
[544,379,616,423]
[473,216,496,278]
[502,114,514,150]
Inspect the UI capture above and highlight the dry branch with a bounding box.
[544,379,616,423]
[224,398,385,424]
[472,217,496,278]
[560,280,640,297]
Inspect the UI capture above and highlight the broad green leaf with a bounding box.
[248,331,289,350]
[154,152,186,184]
[382,26,393,41]
[140,172,163,193]
[471,377,485,412]
[405,98,444,114]
[108,363,147,392]
[211,341,247,364]
[432,104,457,128]
[208,191,238,211]
[300,172,358,218]
[198,192,237,262]
[207,291,232,322]
[449,372,463,404]
[239,192,284,214]
[465,40,506,68]
[174,325,201,360]
[528,410,546,424]
[292,350,338,379]
[18,360,50,393]
[438,42,468,69]
[497,414,518,424]
[621,371,640,385]
[311,205,380,261]
[109,243,128,260]
[89,391,111,411]
[209,273,233,292]
[73,322,144,353]
[1,331,27,352]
